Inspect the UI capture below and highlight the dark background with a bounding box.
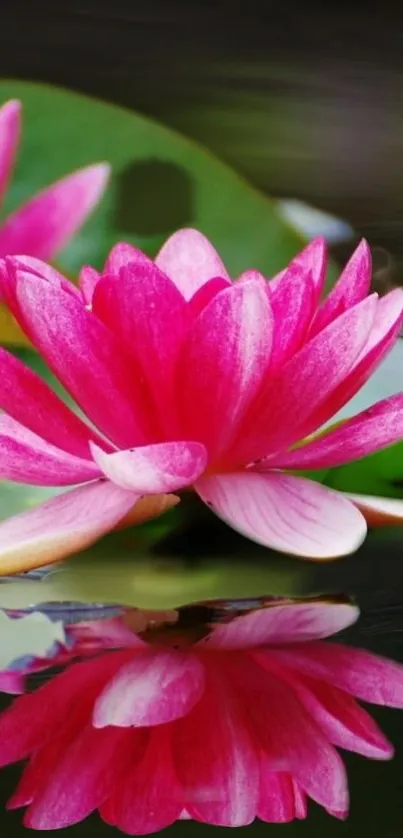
[1,0,403,833]
[2,1,403,256]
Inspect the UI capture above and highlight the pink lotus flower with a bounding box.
[0,598,402,832]
[1,230,403,573]
[0,99,109,266]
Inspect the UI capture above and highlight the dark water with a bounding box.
[1,0,403,832]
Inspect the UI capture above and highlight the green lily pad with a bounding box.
[0,79,305,279]
[325,444,403,499]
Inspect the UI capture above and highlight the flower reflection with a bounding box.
[0,596,402,831]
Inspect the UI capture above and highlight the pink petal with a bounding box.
[266,393,403,470]
[0,258,62,344]
[101,726,181,834]
[92,262,188,437]
[71,617,147,651]
[9,658,135,821]
[178,280,273,459]
[9,735,67,810]
[0,100,20,208]
[269,236,327,295]
[90,440,207,493]
[229,294,377,464]
[237,269,267,284]
[6,739,66,803]
[0,163,110,260]
[292,781,308,819]
[7,255,80,294]
[0,671,24,695]
[155,228,229,299]
[310,240,372,337]
[188,276,232,320]
[306,288,403,433]
[268,643,403,707]
[231,656,348,813]
[196,471,367,559]
[347,287,403,373]
[25,726,141,830]
[14,273,152,448]
[10,726,90,812]
[278,668,394,759]
[0,480,138,575]
[347,493,403,527]
[0,651,131,766]
[0,345,103,459]
[78,265,101,304]
[104,242,154,274]
[174,665,259,826]
[327,807,349,821]
[258,766,303,823]
[0,414,100,485]
[94,648,205,727]
[268,265,315,368]
[202,600,359,650]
